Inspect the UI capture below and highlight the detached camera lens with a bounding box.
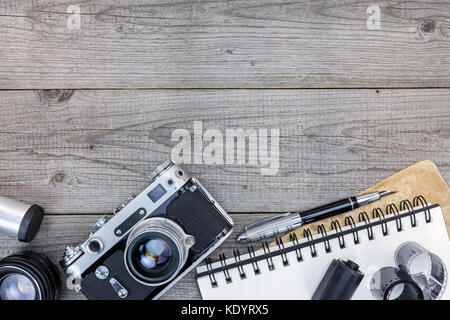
[0,273,36,300]
[0,252,60,300]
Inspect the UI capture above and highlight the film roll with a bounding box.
[370,267,424,300]
[370,241,447,300]
[395,241,448,300]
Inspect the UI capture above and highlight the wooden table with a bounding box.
[0,0,449,300]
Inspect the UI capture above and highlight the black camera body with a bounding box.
[60,162,233,300]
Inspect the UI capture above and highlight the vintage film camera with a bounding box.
[60,161,233,300]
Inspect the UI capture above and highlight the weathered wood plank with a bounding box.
[0,213,271,300]
[0,0,450,89]
[0,89,449,213]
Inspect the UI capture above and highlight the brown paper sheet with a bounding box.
[278,160,450,245]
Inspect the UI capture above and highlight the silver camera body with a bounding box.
[60,161,233,300]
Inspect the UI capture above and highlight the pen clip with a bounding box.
[245,212,293,231]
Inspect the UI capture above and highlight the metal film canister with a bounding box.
[312,259,364,300]
[0,196,44,242]
[370,267,424,300]
[395,241,447,300]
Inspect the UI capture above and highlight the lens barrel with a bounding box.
[0,196,44,242]
[0,252,61,300]
[124,217,195,286]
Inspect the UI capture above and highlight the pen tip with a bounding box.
[236,234,248,243]
[379,190,397,197]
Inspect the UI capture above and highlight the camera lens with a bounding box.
[125,217,195,286]
[0,252,60,300]
[128,233,180,284]
[139,238,172,269]
[0,273,36,300]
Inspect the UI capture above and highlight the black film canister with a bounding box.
[311,259,364,300]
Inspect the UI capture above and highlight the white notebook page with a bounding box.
[197,205,450,300]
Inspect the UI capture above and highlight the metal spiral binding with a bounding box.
[317,224,332,253]
[358,211,374,240]
[303,228,317,257]
[233,249,246,279]
[386,203,403,231]
[247,245,260,275]
[219,254,232,283]
[414,195,432,223]
[400,199,417,227]
[289,233,303,261]
[276,237,289,265]
[205,257,218,288]
[373,207,389,236]
[262,242,275,270]
[199,195,435,288]
[331,219,346,248]
[344,215,360,244]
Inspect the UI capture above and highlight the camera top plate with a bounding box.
[64,163,190,278]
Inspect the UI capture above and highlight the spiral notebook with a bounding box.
[196,196,450,299]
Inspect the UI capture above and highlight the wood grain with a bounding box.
[0,213,271,300]
[0,0,450,89]
[1,0,449,301]
[0,88,449,214]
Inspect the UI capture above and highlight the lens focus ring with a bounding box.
[0,252,60,300]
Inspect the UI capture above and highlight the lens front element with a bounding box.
[128,233,180,284]
[125,217,195,286]
[0,252,60,300]
[0,273,36,300]
[139,238,172,270]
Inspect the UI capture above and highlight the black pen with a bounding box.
[236,191,396,243]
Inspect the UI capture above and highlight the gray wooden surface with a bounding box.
[0,89,449,214]
[0,0,449,300]
[0,0,450,89]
